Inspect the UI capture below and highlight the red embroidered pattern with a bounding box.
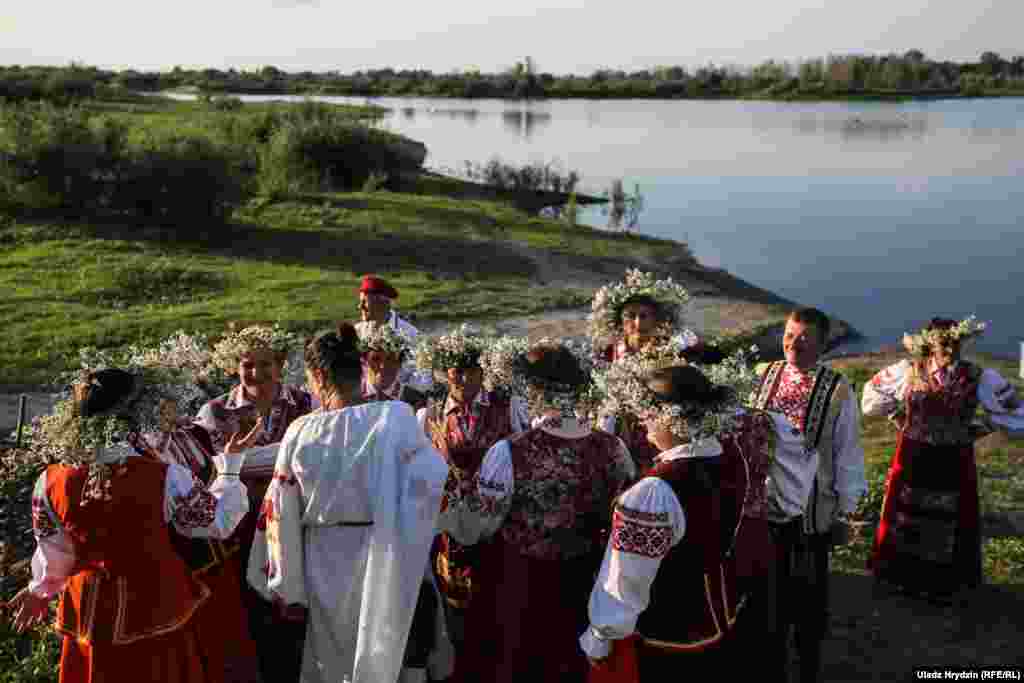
[32,495,58,538]
[502,430,632,560]
[200,384,313,452]
[765,364,814,433]
[256,497,274,531]
[273,471,298,486]
[171,484,218,529]
[610,508,673,559]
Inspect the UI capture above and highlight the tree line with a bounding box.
[3,51,1024,102]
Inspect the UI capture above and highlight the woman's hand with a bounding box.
[5,588,50,633]
[225,420,264,455]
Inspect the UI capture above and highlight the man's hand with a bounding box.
[5,588,50,633]
[225,420,264,455]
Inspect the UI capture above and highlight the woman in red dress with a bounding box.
[863,317,1021,601]
[7,367,251,683]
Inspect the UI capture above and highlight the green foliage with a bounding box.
[461,158,580,195]
[0,621,59,683]
[0,102,242,223]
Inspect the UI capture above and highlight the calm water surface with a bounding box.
[224,94,1024,358]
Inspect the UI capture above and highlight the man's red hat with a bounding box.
[358,275,399,299]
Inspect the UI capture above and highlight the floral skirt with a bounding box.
[869,432,982,595]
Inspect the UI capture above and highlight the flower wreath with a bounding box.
[358,323,414,360]
[33,342,210,466]
[901,315,987,359]
[210,324,299,374]
[588,269,692,344]
[483,336,597,419]
[593,343,760,443]
[414,324,491,373]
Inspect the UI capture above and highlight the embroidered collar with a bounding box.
[655,438,723,463]
[363,369,402,399]
[783,362,820,384]
[445,390,491,416]
[927,359,959,378]
[539,416,592,439]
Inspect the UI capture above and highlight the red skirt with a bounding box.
[457,538,599,683]
[869,432,982,595]
[192,554,260,683]
[59,620,209,683]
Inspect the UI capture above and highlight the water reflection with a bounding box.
[794,113,930,142]
[500,110,553,139]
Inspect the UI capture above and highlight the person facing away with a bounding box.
[581,365,753,682]
[246,323,448,683]
[7,367,250,683]
[438,341,635,683]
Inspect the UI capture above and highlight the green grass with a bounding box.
[829,352,1024,586]
[0,190,685,386]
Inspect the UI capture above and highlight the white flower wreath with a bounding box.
[588,269,692,344]
[358,323,414,359]
[901,315,987,358]
[593,344,759,442]
[482,336,597,419]
[210,324,299,374]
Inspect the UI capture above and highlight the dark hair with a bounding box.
[305,322,362,389]
[644,365,733,414]
[79,368,137,418]
[788,307,831,345]
[518,343,589,391]
[619,295,667,321]
[926,317,958,332]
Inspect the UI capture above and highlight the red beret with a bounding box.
[359,275,398,299]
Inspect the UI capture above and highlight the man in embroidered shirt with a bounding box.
[751,307,866,683]
[355,275,420,341]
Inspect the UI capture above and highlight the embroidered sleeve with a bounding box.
[861,360,910,417]
[437,440,513,545]
[581,477,684,659]
[831,390,868,516]
[165,463,249,539]
[247,432,308,607]
[194,399,236,452]
[27,471,76,599]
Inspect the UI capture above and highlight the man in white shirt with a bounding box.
[751,308,867,683]
[355,275,419,341]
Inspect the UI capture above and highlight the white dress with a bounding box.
[246,400,448,683]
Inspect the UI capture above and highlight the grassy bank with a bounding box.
[0,189,692,387]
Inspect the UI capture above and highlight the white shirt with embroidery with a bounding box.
[862,359,1022,433]
[28,444,249,599]
[579,441,717,659]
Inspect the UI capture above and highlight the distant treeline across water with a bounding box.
[3,50,1024,102]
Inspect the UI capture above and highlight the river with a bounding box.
[185,93,1024,359]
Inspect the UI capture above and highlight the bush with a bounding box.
[462,157,580,195]
[256,108,422,194]
[0,102,242,223]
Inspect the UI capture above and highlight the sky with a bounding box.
[1,0,1021,75]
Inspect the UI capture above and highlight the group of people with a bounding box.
[4,268,1022,683]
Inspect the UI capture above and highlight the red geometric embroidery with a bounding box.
[611,511,673,559]
[172,484,218,529]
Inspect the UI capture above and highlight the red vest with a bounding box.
[636,456,744,651]
[47,460,210,645]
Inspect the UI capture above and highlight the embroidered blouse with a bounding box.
[578,442,708,659]
[28,444,249,599]
[757,362,866,517]
[194,382,313,478]
[862,359,1023,442]
[438,419,636,560]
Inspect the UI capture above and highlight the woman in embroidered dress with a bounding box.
[581,365,766,682]
[863,317,1022,600]
[357,320,431,407]
[440,340,635,683]
[246,324,448,683]
[194,323,313,682]
[5,367,250,683]
[590,269,710,473]
[412,327,529,679]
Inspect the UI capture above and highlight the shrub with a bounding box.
[0,102,243,224]
[461,157,580,195]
